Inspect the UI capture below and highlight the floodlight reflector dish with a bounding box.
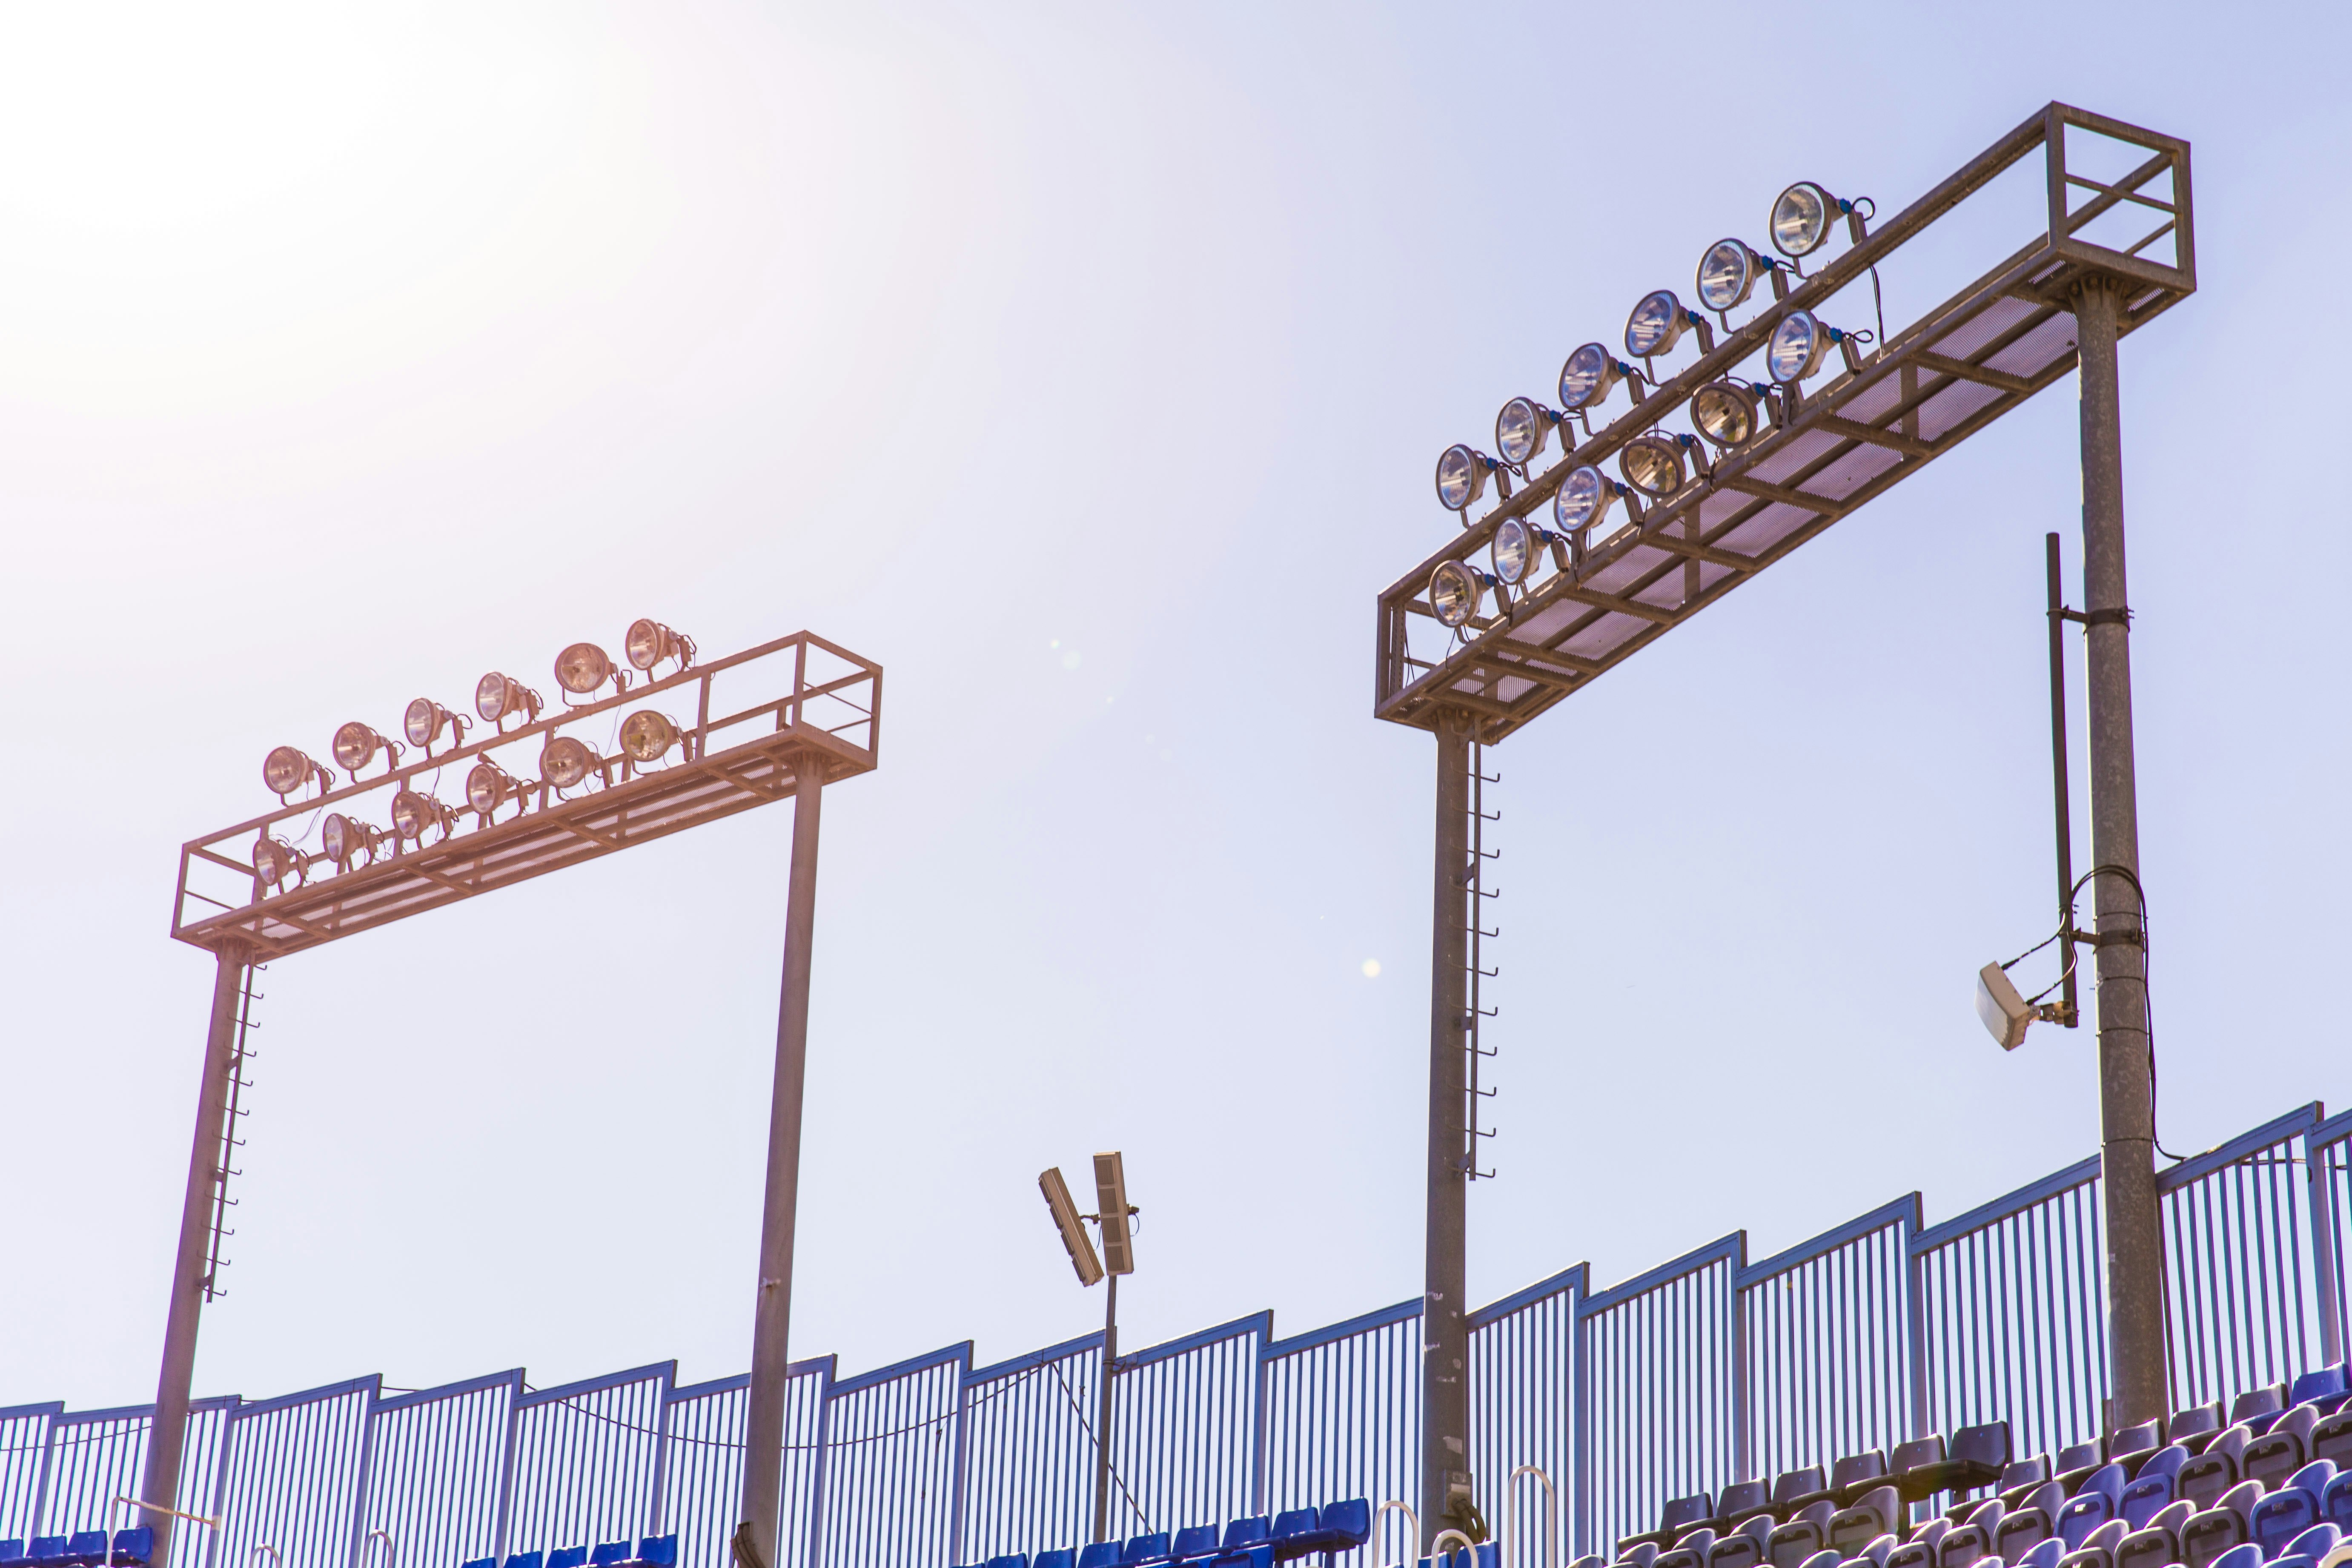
[1558,343,1624,411]
[1768,310,1831,383]
[404,697,464,751]
[1038,1166,1104,1287]
[1770,181,1838,257]
[1976,962,2035,1051]
[332,721,398,776]
[1552,464,1619,534]
[555,642,615,697]
[1691,381,1761,448]
[476,671,541,726]
[252,836,304,890]
[1429,560,1485,628]
[1490,517,1534,585]
[625,618,694,673]
[390,788,453,842]
[540,736,600,790]
[321,813,374,868]
[1619,437,1685,498]
[1093,1151,1134,1276]
[1435,444,1496,512]
[1624,290,1693,359]
[1495,398,1558,466]
[1696,238,1765,312]
[619,709,682,763]
[263,745,319,799]
[466,761,519,815]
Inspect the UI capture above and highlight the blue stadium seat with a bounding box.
[2329,1471,2352,1531]
[2112,1498,2193,1568]
[1716,1483,1775,1531]
[1829,1453,1893,1509]
[1775,1471,1831,1521]
[2013,1539,2065,1568]
[1206,1549,1271,1568]
[2178,1479,2263,1568]
[2181,1429,2255,1510]
[2048,1466,2126,1548]
[1122,1533,1171,1565]
[547,1547,587,1568]
[2112,1422,2164,1471]
[1221,1519,1270,1551]
[2119,1446,2189,1527]
[1793,1549,1839,1568]
[2235,1387,2290,1439]
[461,1558,496,1568]
[2204,1542,2260,1568]
[2249,1409,2325,1491]
[2054,1517,2127,1568]
[1890,1437,1948,1503]
[1660,1526,1719,1568]
[1768,1502,1836,1567]
[1835,1532,1896,1568]
[29,1539,69,1568]
[1710,1515,1776,1568]
[987,1555,1030,1568]
[2292,1366,2350,1415]
[107,1531,153,1568]
[587,1545,630,1568]
[0,1541,23,1568]
[1270,1500,1370,1562]
[626,1537,677,1568]
[1034,1552,1076,1568]
[1166,1525,1218,1562]
[1829,1488,1899,1554]
[1621,1543,1660,1568]
[1078,1545,1123,1568]
[1938,1499,2005,1568]
[1883,1519,1947,1568]
[2252,1463,2337,1557]
[1999,1478,2077,1558]
[63,1536,105,1568]
[505,1550,545,1568]
[2282,1523,2341,1564]
[2168,1404,2224,1453]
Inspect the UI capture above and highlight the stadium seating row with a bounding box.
[0,1530,153,1568]
[954,1497,1372,1568]
[459,1536,677,1568]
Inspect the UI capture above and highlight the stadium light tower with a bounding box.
[1039,1153,1138,1545]
[1379,104,2192,1524]
[153,626,882,1568]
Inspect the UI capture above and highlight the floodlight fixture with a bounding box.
[390,788,458,844]
[1092,1151,1134,1276]
[1429,559,1496,629]
[1618,436,1696,499]
[319,813,380,870]
[251,836,306,892]
[1558,342,1642,414]
[555,641,628,700]
[1494,398,1564,467]
[624,618,696,674]
[539,736,602,791]
[1490,516,1562,586]
[465,759,525,820]
[1694,238,1787,320]
[1690,380,1771,449]
[1552,463,1631,537]
[402,698,469,756]
[1769,181,1871,261]
[1765,310,1864,386]
[1623,289,1715,364]
[261,745,333,802]
[1436,444,1507,515]
[1038,1166,1105,1288]
[331,721,402,780]
[1977,962,2042,1051]
[475,671,543,730]
[619,709,684,765]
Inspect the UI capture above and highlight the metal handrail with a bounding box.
[1372,1500,1421,1568]
[1430,1527,1477,1565]
[249,1548,282,1568]
[364,1529,397,1568]
[1507,1463,1559,1568]
[107,1495,223,1560]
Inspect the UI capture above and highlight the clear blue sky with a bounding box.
[4,0,2348,1410]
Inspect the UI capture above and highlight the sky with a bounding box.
[4,0,2351,1412]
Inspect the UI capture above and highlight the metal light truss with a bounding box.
[170,631,882,960]
[1374,102,2193,741]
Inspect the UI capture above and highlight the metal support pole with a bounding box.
[1093,1272,1118,1544]
[139,944,247,1562]
[1423,709,1472,1531]
[739,760,826,1566]
[2045,532,2079,1028]
[2075,278,2166,1428]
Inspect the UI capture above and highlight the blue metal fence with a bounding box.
[20,1101,2352,1568]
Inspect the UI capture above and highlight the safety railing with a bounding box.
[24,1100,2352,1568]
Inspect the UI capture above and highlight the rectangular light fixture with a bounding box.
[1093,1151,1133,1277]
[1040,1166,1104,1287]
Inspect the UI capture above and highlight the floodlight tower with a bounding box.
[151,626,881,1568]
[1039,1153,1138,1545]
[1377,105,2193,1528]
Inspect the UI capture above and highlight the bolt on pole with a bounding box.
[2075,278,2166,1429]
[139,944,248,1562]
[1423,709,1472,1531]
[739,762,826,1565]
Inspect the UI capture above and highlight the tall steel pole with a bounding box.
[139,944,247,1562]
[739,760,826,1566]
[1092,1271,1118,1544]
[1423,709,1471,1531]
[2075,278,2165,1428]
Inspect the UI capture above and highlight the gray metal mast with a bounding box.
[1423,709,1473,1531]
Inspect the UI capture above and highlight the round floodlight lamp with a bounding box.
[1624,290,1702,360]
[1766,310,1856,384]
[1490,517,1536,585]
[554,641,616,697]
[624,618,695,674]
[476,671,541,727]
[403,697,464,751]
[321,812,375,869]
[331,720,400,777]
[619,709,682,764]
[1558,342,1629,411]
[252,836,304,891]
[466,761,519,816]
[390,788,455,843]
[1495,398,1562,466]
[1429,560,1491,629]
[1691,381,1763,448]
[540,736,600,790]
[1435,444,1501,513]
[1552,464,1622,535]
[1696,238,1769,313]
[262,745,321,800]
[1619,437,1686,498]
[1770,182,1839,258]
